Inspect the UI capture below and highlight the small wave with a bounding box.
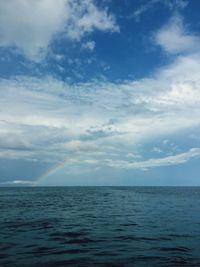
[160,246,191,253]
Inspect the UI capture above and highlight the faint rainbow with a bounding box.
[35,159,71,185]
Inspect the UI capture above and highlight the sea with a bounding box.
[0,186,200,267]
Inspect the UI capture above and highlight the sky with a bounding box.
[1,0,200,186]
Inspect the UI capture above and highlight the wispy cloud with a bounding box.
[130,0,188,21]
[105,148,200,170]
[130,0,159,21]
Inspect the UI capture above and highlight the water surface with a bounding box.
[1,186,200,266]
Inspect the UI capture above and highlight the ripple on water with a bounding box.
[1,187,200,266]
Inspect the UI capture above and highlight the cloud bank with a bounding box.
[1,43,200,167]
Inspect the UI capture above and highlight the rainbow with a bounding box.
[35,159,71,185]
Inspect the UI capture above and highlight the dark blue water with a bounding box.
[1,187,200,267]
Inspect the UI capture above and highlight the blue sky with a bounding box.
[1,0,200,186]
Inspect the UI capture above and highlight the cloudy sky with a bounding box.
[1,0,200,186]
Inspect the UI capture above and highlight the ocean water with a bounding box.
[0,187,200,267]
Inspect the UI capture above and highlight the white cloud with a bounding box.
[154,14,199,54]
[0,0,68,61]
[66,0,119,40]
[0,0,118,61]
[105,148,200,170]
[81,40,96,51]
